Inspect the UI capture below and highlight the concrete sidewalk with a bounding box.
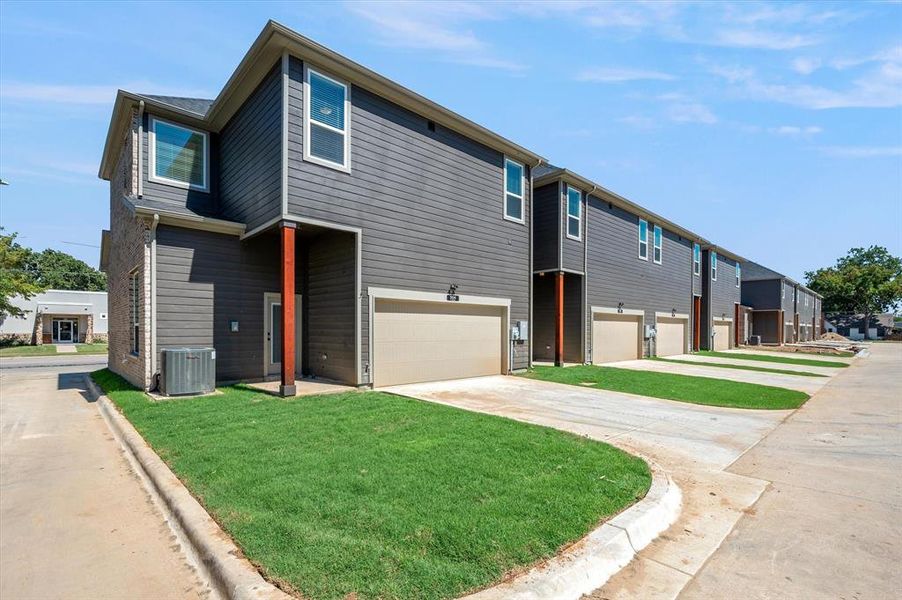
[681,342,902,599]
[0,367,206,599]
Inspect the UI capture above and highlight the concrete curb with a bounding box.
[85,375,291,600]
[463,460,681,600]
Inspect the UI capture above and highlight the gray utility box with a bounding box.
[748,335,761,346]
[159,348,216,396]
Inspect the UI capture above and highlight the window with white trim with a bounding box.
[735,262,741,287]
[566,185,582,239]
[130,270,140,355]
[304,67,350,170]
[711,251,718,281]
[653,225,662,264]
[783,283,786,299]
[149,118,208,191]
[805,294,808,307]
[693,243,701,276]
[504,158,524,222]
[638,219,648,260]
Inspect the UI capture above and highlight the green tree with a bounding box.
[805,246,902,339]
[24,249,106,292]
[0,230,44,319]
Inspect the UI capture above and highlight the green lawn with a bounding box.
[0,342,108,357]
[0,344,58,357]
[698,350,848,368]
[76,342,108,354]
[775,349,855,358]
[651,357,827,378]
[523,365,809,410]
[92,369,650,600]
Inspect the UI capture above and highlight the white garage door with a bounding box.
[713,320,732,351]
[373,299,504,387]
[592,313,641,364]
[656,317,687,357]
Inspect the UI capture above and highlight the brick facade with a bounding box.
[107,109,153,389]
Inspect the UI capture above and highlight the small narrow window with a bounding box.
[504,158,524,222]
[711,251,718,281]
[783,284,786,299]
[653,225,662,264]
[304,67,350,170]
[735,262,741,287]
[693,243,701,276]
[130,270,140,355]
[638,219,648,260]
[149,118,208,191]
[566,185,582,240]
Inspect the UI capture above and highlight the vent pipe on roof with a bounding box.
[137,100,145,198]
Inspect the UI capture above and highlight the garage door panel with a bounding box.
[374,300,504,387]
[592,313,641,364]
[656,317,687,357]
[713,320,731,351]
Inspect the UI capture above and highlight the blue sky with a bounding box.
[1,1,900,281]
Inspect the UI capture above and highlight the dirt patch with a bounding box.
[820,332,850,342]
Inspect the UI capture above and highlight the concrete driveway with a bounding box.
[385,376,788,597]
[0,362,207,599]
[608,357,830,395]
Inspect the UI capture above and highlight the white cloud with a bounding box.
[820,146,902,158]
[711,30,819,50]
[345,1,525,71]
[791,57,821,75]
[0,81,212,104]
[667,103,718,124]
[575,67,675,83]
[770,125,823,136]
[618,115,657,130]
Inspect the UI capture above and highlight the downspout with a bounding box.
[137,100,145,198]
[526,157,543,372]
[583,185,596,364]
[150,213,159,386]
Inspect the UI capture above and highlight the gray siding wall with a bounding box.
[155,226,281,383]
[742,279,781,310]
[797,289,814,322]
[709,252,741,322]
[532,274,554,361]
[585,195,693,358]
[561,184,585,273]
[533,182,560,272]
[285,56,531,377]
[305,231,356,383]
[781,280,795,315]
[141,112,217,217]
[218,63,282,230]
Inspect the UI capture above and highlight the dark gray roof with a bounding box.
[140,94,214,116]
[533,163,561,179]
[742,260,787,282]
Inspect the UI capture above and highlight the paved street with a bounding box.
[682,343,902,599]
[0,360,208,599]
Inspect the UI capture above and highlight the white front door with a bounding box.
[55,319,75,343]
[264,293,302,377]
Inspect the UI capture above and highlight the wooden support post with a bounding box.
[555,271,564,367]
[280,223,296,397]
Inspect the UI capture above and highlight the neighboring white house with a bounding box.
[0,290,108,345]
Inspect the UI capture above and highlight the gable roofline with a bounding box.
[741,259,822,297]
[100,20,544,181]
[534,167,747,263]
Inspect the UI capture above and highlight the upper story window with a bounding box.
[735,262,741,287]
[783,283,786,299]
[149,118,208,191]
[711,251,718,281]
[304,67,350,171]
[503,158,524,223]
[653,225,663,264]
[638,219,648,260]
[693,243,701,276]
[566,185,582,240]
[804,293,808,307]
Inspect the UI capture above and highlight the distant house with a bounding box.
[0,290,108,345]
[825,313,894,340]
[740,261,822,344]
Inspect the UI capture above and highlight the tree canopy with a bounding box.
[805,246,902,318]
[0,230,44,319]
[0,229,106,319]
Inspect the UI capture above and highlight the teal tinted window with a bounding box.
[309,72,345,130]
[153,120,206,188]
[504,159,524,221]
